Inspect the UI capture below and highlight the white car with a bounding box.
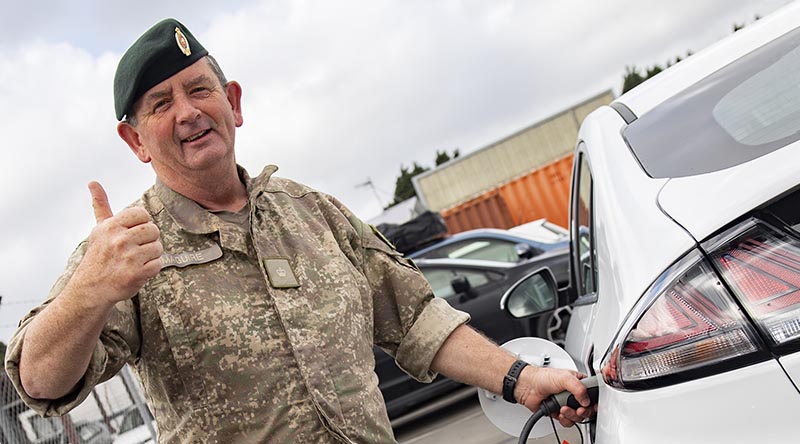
[504,4,800,443]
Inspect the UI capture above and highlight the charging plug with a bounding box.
[540,375,599,416]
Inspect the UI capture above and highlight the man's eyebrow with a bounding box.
[138,74,216,111]
[184,74,215,89]
[143,87,172,104]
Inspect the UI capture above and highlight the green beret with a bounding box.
[114,18,209,121]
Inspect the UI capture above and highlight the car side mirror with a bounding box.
[515,243,534,260]
[500,267,558,318]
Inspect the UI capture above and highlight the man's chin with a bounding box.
[184,147,233,170]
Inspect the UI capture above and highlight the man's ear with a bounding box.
[225,81,244,127]
[117,121,151,163]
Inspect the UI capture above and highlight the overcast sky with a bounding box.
[0,0,794,342]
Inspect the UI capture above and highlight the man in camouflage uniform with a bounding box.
[5,19,592,444]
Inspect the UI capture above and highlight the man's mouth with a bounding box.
[183,129,210,143]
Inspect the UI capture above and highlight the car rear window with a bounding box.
[624,25,800,178]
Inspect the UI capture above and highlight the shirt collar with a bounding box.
[153,164,278,235]
[249,164,279,194]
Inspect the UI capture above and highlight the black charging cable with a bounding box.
[517,376,599,444]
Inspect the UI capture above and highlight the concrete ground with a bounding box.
[394,391,584,444]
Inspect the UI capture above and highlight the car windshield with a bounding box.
[624,26,800,178]
[447,241,492,259]
[423,239,520,262]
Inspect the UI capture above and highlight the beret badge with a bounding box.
[175,27,191,56]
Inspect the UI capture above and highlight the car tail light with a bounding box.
[706,219,800,348]
[601,250,766,390]
[601,217,800,390]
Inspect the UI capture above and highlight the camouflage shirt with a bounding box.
[5,165,469,444]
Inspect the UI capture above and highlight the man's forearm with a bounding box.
[18,182,162,400]
[19,282,115,400]
[429,324,516,395]
[430,323,591,424]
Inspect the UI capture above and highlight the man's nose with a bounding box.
[174,95,201,124]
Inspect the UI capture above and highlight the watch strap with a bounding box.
[502,359,529,404]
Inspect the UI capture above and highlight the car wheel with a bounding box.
[535,306,572,347]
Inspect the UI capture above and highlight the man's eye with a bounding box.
[153,100,170,112]
[191,87,210,96]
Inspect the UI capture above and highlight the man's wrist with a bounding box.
[502,359,529,404]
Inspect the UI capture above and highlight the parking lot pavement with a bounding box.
[394,394,582,444]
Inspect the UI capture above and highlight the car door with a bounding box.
[421,265,522,343]
[564,147,600,375]
[374,264,509,416]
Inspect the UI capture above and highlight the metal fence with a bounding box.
[0,366,156,444]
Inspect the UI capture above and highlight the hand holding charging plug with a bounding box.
[512,364,597,427]
[518,376,600,444]
[480,338,599,442]
[541,375,599,415]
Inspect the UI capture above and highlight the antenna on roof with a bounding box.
[356,177,384,209]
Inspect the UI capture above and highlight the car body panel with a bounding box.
[570,107,696,370]
[563,303,596,375]
[657,138,800,241]
[779,352,800,391]
[596,360,800,443]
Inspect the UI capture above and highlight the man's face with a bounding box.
[118,58,243,181]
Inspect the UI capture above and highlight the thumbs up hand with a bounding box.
[73,182,163,305]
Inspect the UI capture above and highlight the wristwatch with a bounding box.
[502,359,529,404]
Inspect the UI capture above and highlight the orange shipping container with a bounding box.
[441,154,573,234]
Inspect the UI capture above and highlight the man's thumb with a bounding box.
[88,181,113,223]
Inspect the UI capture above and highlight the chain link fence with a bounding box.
[0,366,156,444]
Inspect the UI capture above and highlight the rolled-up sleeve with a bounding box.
[394,297,469,381]
[4,242,140,417]
[354,219,470,383]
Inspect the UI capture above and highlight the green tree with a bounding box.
[388,162,429,208]
[386,149,460,208]
[622,16,759,94]
[645,64,663,78]
[622,56,689,93]
[621,65,646,94]
[434,149,460,166]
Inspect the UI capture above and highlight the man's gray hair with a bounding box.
[125,55,228,127]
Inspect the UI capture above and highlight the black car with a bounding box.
[375,247,571,420]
